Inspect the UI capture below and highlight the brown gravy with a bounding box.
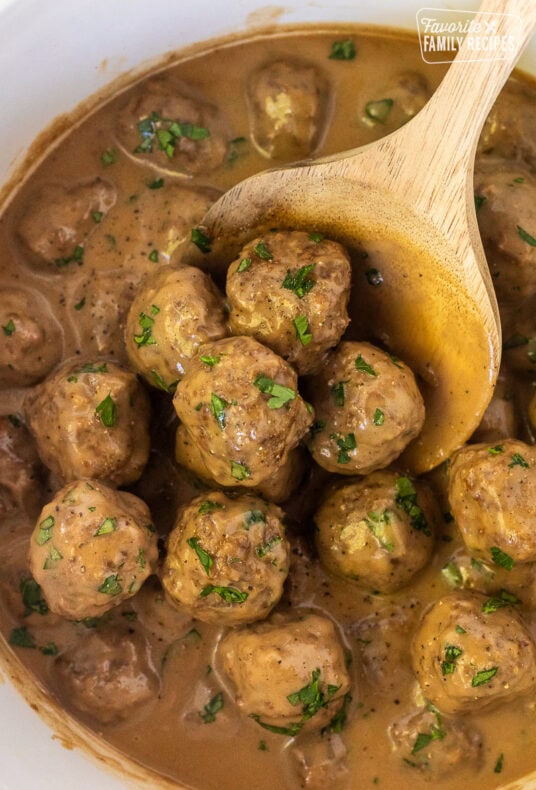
[0,25,535,790]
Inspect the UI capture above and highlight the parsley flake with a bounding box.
[472,667,498,687]
[134,312,157,347]
[98,574,122,596]
[200,585,248,604]
[395,477,431,536]
[490,546,515,571]
[254,241,273,260]
[95,393,117,428]
[191,228,212,253]
[200,692,224,724]
[517,225,536,246]
[355,354,377,376]
[282,264,316,299]
[329,40,356,60]
[210,393,228,429]
[231,461,250,481]
[2,319,16,336]
[508,452,529,469]
[198,500,224,515]
[293,314,312,346]
[237,257,251,273]
[187,537,213,575]
[254,374,296,408]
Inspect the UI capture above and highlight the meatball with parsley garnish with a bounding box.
[29,479,158,620]
[115,76,229,175]
[161,491,289,625]
[246,60,330,161]
[412,591,536,715]
[226,230,351,375]
[0,287,63,388]
[448,439,536,565]
[314,471,437,593]
[17,179,116,272]
[125,265,228,392]
[172,335,312,488]
[220,613,351,734]
[307,340,425,475]
[24,358,150,486]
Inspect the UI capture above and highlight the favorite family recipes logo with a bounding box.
[416,7,522,63]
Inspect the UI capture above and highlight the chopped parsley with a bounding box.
[411,724,446,754]
[200,354,220,367]
[148,249,159,262]
[43,545,63,570]
[331,432,357,464]
[250,715,301,737]
[471,666,498,687]
[94,516,116,536]
[133,311,157,346]
[7,414,21,428]
[151,370,177,392]
[329,40,356,60]
[2,319,15,336]
[373,408,385,426]
[287,668,341,728]
[254,241,273,260]
[231,461,250,481]
[40,642,59,656]
[92,210,103,223]
[198,500,224,515]
[148,177,164,189]
[488,444,504,455]
[256,535,283,558]
[135,111,209,158]
[365,510,394,552]
[210,393,228,429]
[20,578,48,616]
[490,546,515,571]
[36,515,54,545]
[9,626,36,649]
[494,753,504,774]
[365,99,393,123]
[310,419,326,435]
[293,314,312,346]
[282,263,316,298]
[322,692,352,734]
[95,393,117,428]
[200,692,224,724]
[258,740,268,751]
[199,584,248,604]
[455,625,466,634]
[191,228,212,253]
[441,561,463,588]
[244,510,266,529]
[330,381,347,407]
[508,452,529,469]
[395,477,431,536]
[474,194,487,211]
[74,297,86,311]
[482,589,520,614]
[441,644,463,676]
[517,225,536,246]
[54,244,84,268]
[187,537,213,576]
[237,257,251,273]
[309,231,325,243]
[101,148,117,166]
[355,354,377,376]
[254,374,296,409]
[98,574,122,596]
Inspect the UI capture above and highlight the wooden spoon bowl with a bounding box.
[188,0,536,474]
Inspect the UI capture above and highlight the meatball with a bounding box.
[115,76,229,175]
[161,491,289,625]
[390,706,482,778]
[412,591,536,714]
[0,416,45,518]
[17,179,116,272]
[471,378,517,442]
[0,287,63,388]
[226,230,351,376]
[246,59,330,160]
[474,162,536,305]
[362,71,430,130]
[84,182,221,275]
[172,336,313,488]
[29,479,158,619]
[56,626,159,724]
[448,439,536,563]
[25,358,151,486]
[70,270,139,363]
[478,80,536,168]
[220,613,351,734]
[125,265,228,391]
[314,471,436,593]
[307,341,425,475]
[174,424,306,504]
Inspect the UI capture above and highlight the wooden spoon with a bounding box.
[189,0,536,474]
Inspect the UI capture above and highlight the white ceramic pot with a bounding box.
[0,1,534,788]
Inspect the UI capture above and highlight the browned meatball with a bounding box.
[314,472,436,593]
[478,80,536,168]
[173,336,312,488]
[389,706,482,778]
[161,491,289,625]
[220,613,352,734]
[17,179,116,272]
[448,439,536,563]
[25,358,150,486]
[474,162,536,305]
[84,182,221,275]
[125,265,228,391]
[0,416,45,518]
[115,77,229,175]
[246,59,330,161]
[174,423,306,504]
[308,341,425,475]
[0,287,63,388]
[362,71,430,130]
[412,591,536,714]
[56,626,159,724]
[29,479,158,619]
[226,230,351,376]
[70,270,139,363]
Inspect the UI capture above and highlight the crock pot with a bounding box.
[0,1,535,788]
